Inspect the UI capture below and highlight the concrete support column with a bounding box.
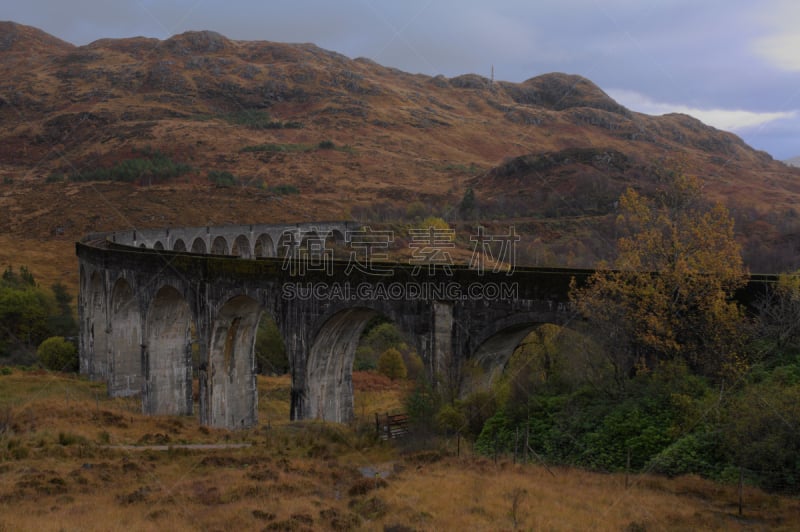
[432,301,455,393]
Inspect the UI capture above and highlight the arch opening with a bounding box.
[254,313,288,376]
[206,295,261,429]
[153,241,165,250]
[231,235,251,259]
[109,278,142,397]
[462,322,539,397]
[191,237,207,254]
[305,309,416,423]
[463,322,602,398]
[277,231,295,258]
[254,233,275,258]
[144,286,194,416]
[211,236,228,255]
[299,230,321,248]
[173,239,187,252]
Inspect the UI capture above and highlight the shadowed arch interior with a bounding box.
[207,295,261,429]
[173,239,186,252]
[191,237,207,254]
[211,236,228,255]
[461,322,540,397]
[254,233,275,257]
[300,231,321,248]
[153,241,165,250]
[109,278,142,397]
[305,307,382,423]
[144,286,193,416]
[277,231,295,257]
[231,235,251,258]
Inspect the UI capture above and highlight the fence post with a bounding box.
[625,448,631,489]
[525,423,529,463]
[738,467,743,516]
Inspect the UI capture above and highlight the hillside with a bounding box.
[1,21,799,289]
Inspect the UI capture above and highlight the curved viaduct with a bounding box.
[79,221,683,430]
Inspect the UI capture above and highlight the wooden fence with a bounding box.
[375,412,409,440]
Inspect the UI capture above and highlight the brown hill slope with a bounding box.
[1,24,799,289]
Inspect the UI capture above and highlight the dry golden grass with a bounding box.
[1,369,799,531]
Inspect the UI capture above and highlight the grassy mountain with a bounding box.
[1,21,799,288]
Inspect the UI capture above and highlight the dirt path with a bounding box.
[106,443,252,451]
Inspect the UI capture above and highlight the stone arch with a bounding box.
[205,295,261,429]
[254,233,275,258]
[173,239,186,252]
[462,313,571,396]
[305,307,397,423]
[328,229,345,244]
[191,237,207,254]
[326,229,347,258]
[231,235,251,258]
[87,271,109,379]
[139,243,147,248]
[211,236,228,255]
[144,285,194,416]
[153,241,165,250]
[277,231,296,258]
[300,230,322,248]
[109,278,142,397]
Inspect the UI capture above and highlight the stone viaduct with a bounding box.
[78,221,771,430]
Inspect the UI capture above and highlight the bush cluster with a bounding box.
[65,148,190,184]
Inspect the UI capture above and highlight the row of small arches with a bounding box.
[139,230,346,259]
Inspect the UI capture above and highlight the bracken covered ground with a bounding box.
[0,369,798,531]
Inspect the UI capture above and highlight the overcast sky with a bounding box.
[4,0,799,159]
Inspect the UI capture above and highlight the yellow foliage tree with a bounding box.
[571,168,748,383]
[378,347,407,380]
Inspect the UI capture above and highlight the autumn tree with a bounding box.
[571,168,748,383]
[378,347,407,380]
[753,271,800,365]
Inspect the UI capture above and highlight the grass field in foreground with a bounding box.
[0,369,798,531]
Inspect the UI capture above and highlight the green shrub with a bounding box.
[37,336,78,372]
[318,140,336,150]
[254,316,288,375]
[436,403,467,434]
[240,143,313,153]
[67,150,190,183]
[404,379,439,428]
[648,431,722,478]
[219,110,302,129]
[208,170,237,187]
[269,184,299,195]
